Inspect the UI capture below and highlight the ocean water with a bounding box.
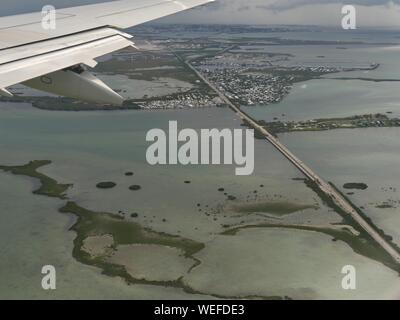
[1,102,397,299]
[247,78,400,122]
[245,58,400,248]
[2,27,400,299]
[280,129,400,247]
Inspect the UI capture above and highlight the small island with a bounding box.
[261,114,400,135]
[343,183,368,190]
[96,182,117,189]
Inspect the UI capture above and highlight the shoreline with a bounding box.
[0,160,285,300]
[1,160,399,297]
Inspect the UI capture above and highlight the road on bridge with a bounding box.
[181,56,400,265]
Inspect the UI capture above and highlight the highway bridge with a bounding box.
[183,57,400,265]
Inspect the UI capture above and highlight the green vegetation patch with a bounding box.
[376,203,394,209]
[0,96,140,111]
[263,113,400,135]
[59,201,210,289]
[95,51,200,84]
[129,185,142,191]
[60,201,204,258]
[232,201,317,216]
[0,160,71,199]
[96,182,117,189]
[0,160,205,289]
[343,183,368,190]
[60,202,204,259]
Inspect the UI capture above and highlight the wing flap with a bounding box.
[0,33,133,89]
[0,27,132,66]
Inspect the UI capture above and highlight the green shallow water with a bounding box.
[0,102,399,299]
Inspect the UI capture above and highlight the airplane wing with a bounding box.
[0,0,214,105]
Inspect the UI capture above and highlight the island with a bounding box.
[261,114,400,135]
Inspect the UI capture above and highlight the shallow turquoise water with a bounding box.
[1,103,397,299]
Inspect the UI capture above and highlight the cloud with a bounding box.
[176,0,400,26]
[3,0,400,26]
[201,0,400,12]
[264,0,400,11]
[0,0,109,15]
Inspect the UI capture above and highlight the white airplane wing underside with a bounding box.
[0,0,214,104]
[0,28,134,89]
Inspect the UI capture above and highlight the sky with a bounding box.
[2,0,400,27]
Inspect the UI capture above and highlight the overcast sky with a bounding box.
[2,0,400,27]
